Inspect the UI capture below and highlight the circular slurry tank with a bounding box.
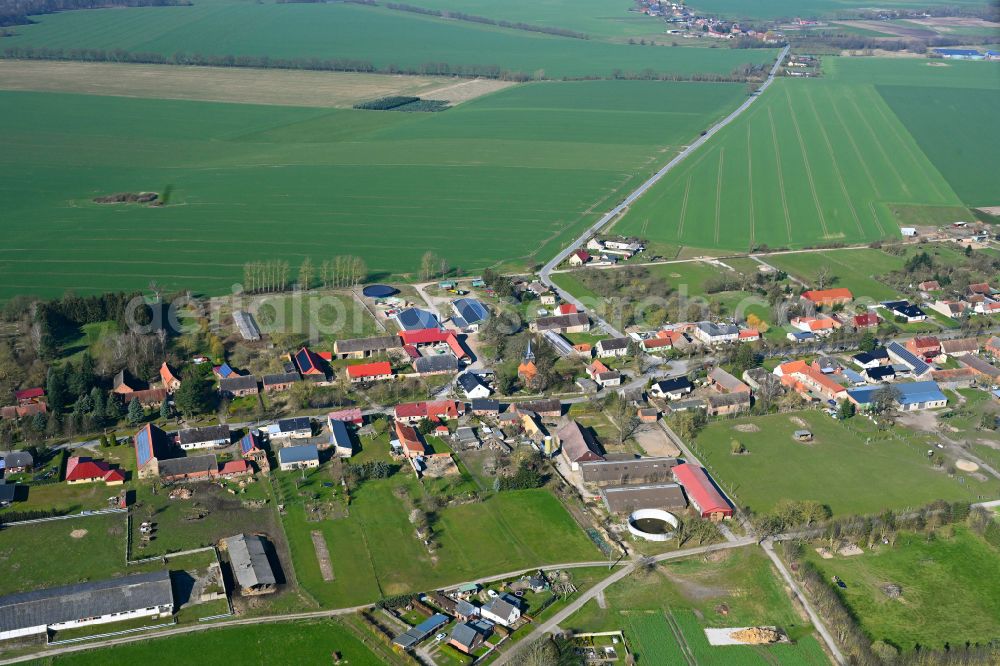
[627,509,679,542]
[362,284,399,299]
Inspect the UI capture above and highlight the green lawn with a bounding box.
[0,79,749,300]
[689,0,987,20]
[45,619,386,665]
[691,410,1000,517]
[253,291,380,344]
[280,460,598,607]
[1,0,777,79]
[805,527,1000,652]
[615,58,976,253]
[765,249,903,301]
[564,546,829,664]
[0,512,128,595]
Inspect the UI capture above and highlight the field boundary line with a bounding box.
[865,87,946,201]
[844,91,910,197]
[677,176,692,238]
[825,88,883,201]
[747,120,755,251]
[868,201,886,237]
[785,89,829,238]
[767,107,793,244]
[803,88,865,238]
[713,148,725,245]
[664,610,697,666]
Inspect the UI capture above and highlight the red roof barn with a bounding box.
[65,456,125,485]
[672,463,732,521]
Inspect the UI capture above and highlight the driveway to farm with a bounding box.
[537,44,790,338]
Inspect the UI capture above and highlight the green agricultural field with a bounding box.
[804,527,1000,652]
[565,546,829,664]
[279,460,598,607]
[1,0,776,79]
[691,410,1000,517]
[0,80,749,300]
[45,619,387,665]
[615,58,979,253]
[689,0,989,20]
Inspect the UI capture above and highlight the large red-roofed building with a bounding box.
[65,456,125,485]
[346,361,393,383]
[672,463,732,521]
[801,288,853,308]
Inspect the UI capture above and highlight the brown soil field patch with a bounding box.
[977,207,1000,216]
[732,423,760,433]
[311,530,334,581]
[0,60,516,108]
[789,416,808,428]
[908,17,1000,30]
[834,20,935,38]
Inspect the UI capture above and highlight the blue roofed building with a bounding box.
[134,424,170,479]
[277,444,319,471]
[847,381,947,411]
[934,48,983,60]
[239,431,269,472]
[452,298,489,331]
[886,341,931,377]
[395,308,440,331]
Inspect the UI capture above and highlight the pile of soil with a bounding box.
[93,192,158,204]
[733,424,760,433]
[730,627,782,644]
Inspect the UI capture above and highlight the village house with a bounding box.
[649,377,693,400]
[277,444,319,471]
[595,337,630,358]
[394,400,464,424]
[738,328,760,343]
[918,280,941,292]
[480,594,522,627]
[568,249,591,266]
[177,424,230,451]
[530,312,591,334]
[884,301,927,323]
[135,423,170,480]
[708,367,750,394]
[64,456,125,485]
[449,621,492,654]
[159,362,181,391]
[640,335,674,353]
[112,370,143,395]
[267,417,312,440]
[692,321,739,345]
[346,361,393,384]
[706,392,751,416]
[774,360,846,402]
[958,355,1000,383]
[224,534,277,596]
[262,372,299,393]
[987,336,1000,358]
[927,300,968,320]
[239,432,269,473]
[413,354,461,376]
[742,367,783,394]
[2,451,34,475]
[0,571,173,642]
[159,454,220,483]
[394,421,425,459]
[886,342,932,378]
[458,372,491,400]
[800,288,852,308]
[847,312,880,330]
[293,347,329,378]
[672,463,732,521]
[905,336,941,362]
[327,419,354,458]
[471,398,501,416]
[556,420,605,471]
[515,398,562,419]
[852,348,889,369]
[790,316,840,336]
[848,381,947,411]
[129,388,168,408]
[219,375,259,398]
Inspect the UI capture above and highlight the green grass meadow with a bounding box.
[45,619,386,665]
[691,410,1000,517]
[0,0,776,79]
[0,80,747,300]
[688,0,989,20]
[614,58,996,253]
[805,527,1000,652]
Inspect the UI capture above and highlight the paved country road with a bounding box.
[539,45,791,338]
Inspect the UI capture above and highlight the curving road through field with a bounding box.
[539,44,791,338]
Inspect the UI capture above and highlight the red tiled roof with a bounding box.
[673,463,732,517]
[14,388,44,402]
[65,456,122,483]
[445,332,468,359]
[219,460,250,476]
[328,407,363,424]
[399,328,450,345]
[739,329,759,339]
[801,288,853,304]
[557,303,578,315]
[318,351,334,362]
[160,362,180,386]
[403,344,421,359]
[395,402,428,419]
[853,312,880,327]
[642,337,672,348]
[572,250,590,262]
[347,361,392,379]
